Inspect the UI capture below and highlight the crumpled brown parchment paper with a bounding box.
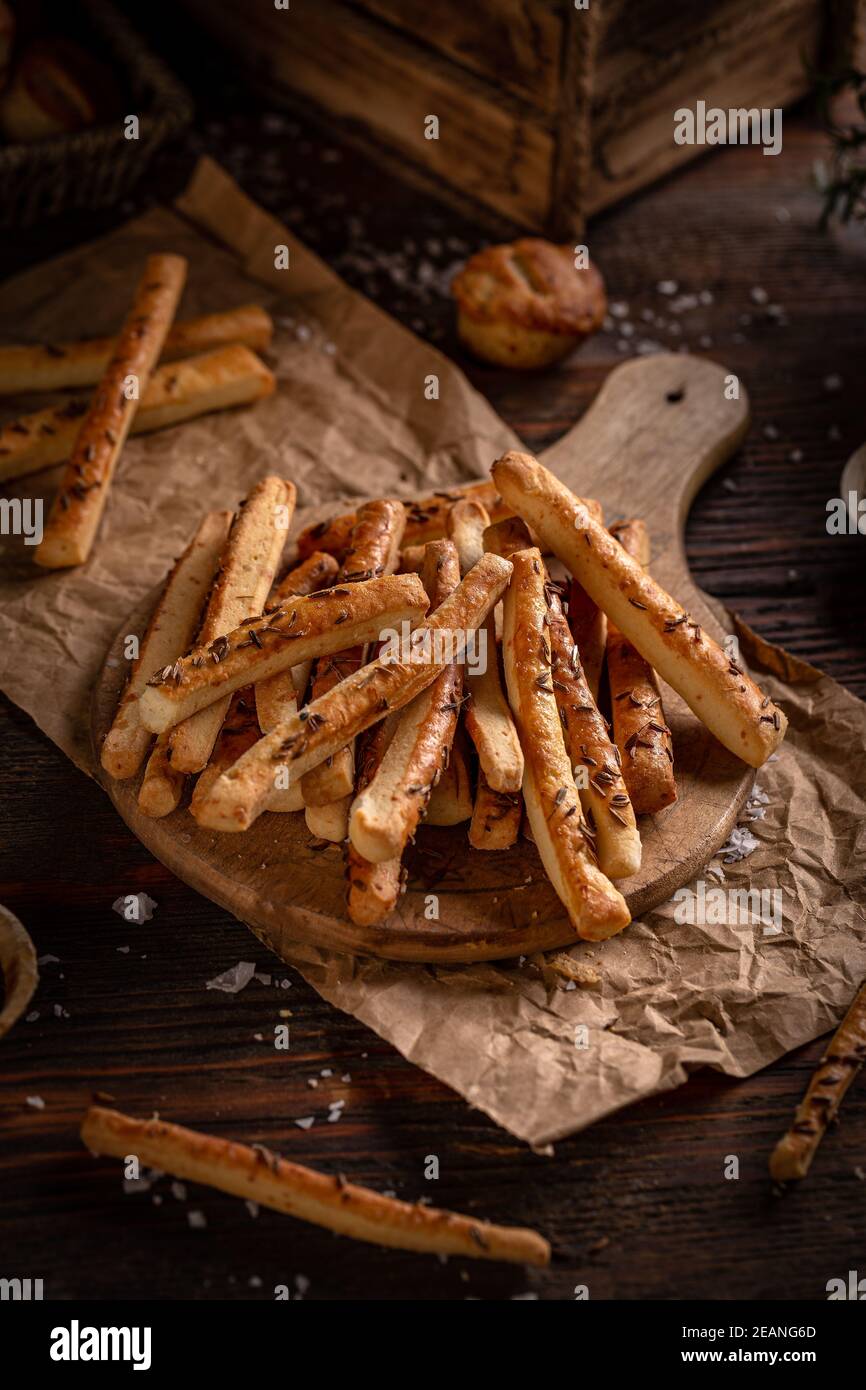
[0,158,863,1146]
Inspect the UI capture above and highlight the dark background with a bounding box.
[1,1,864,1301]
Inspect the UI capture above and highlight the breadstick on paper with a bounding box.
[297,479,510,559]
[0,304,273,395]
[81,1106,549,1266]
[447,498,523,794]
[345,718,403,926]
[546,591,641,879]
[769,979,866,1182]
[35,254,188,568]
[302,499,406,807]
[137,734,185,819]
[140,572,428,735]
[190,689,303,821]
[0,346,275,484]
[502,548,630,940]
[493,451,787,768]
[168,475,294,772]
[195,553,512,833]
[469,774,522,850]
[607,520,677,816]
[100,509,232,780]
[349,540,462,862]
[256,552,340,736]
[424,723,474,826]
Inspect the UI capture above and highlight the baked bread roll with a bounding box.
[452,238,606,369]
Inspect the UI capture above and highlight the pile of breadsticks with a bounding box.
[0,251,276,567]
[100,448,788,943]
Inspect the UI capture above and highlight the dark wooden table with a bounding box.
[1,12,865,1301]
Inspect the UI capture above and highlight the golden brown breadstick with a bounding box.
[345,718,403,926]
[398,542,426,574]
[168,476,294,771]
[137,734,185,818]
[493,451,787,768]
[0,304,273,395]
[0,345,275,484]
[607,519,677,816]
[35,254,188,568]
[256,552,340,737]
[769,979,866,1182]
[305,795,351,842]
[297,480,510,559]
[546,592,641,879]
[100,509,232,780]
[302,499,406,807]
[190,689,303,821]
[140,572,428,735]
[469,774,522,850]
[81,1106,550,1265]
[502,548,630,940]
[349,540,462,862]
[195,553,513,833]
[424,724,474,826]
[567,580,607,702]
[447,498,523,794]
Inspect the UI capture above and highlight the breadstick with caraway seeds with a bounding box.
[256,551,340,736]
[297,480,510,560]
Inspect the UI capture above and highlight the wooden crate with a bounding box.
[181,0,866,233]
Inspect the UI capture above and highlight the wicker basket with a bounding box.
[0,0,193,229]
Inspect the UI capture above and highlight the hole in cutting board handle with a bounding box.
[666,386,686,403]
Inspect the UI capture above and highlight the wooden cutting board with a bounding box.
[92,354,755,962]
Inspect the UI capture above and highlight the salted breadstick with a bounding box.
[769,979,866,1182]
[468,774,522,850]
[349,541,462,862]
[168,476,294,771]
[448,498,523,794]
[137,734,185,818]
[0,346,275,484]
[424,724,474,826]
[305,796,351,842]
[302,499,406,807]
[502,548,630,940]
[547,592,641,879]
[140,573,428,735]
[100,509,232,780]
[81,1106,549,1266]
[190,689,303,820]
[256,552,340,736]
[35,254,187,568]
[297,479,510,559]
[0,304,273,395]
[607,520,677,816]
[195,553,512,833]
[493,451,787,768]
[345,719,403,926]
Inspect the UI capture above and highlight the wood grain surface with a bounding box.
[93,355,754,963]
[1,4,864,1301]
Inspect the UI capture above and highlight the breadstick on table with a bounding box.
[34,254,188,569]
[190,688,303,821]
[469,774,521,850]
[607,519,677,816]
[305,795,352,842]
[139,572,429,735]
[168,475,294,772]
[424,722,474,826]
[137,733,185,819]
[345,716,403,926]
[302,499,406,807]
[297,479,510,560]
[349,540,462,862]
[0,304,273,395]
[195,553,512,833]
[769,979,866,1182]
[447,498,523,795]
[567,579,607,702]
[0,345,275,484]
[493,451,787,768]
[100,508,232,780]
[81,1106,549,1266]
[502,547,631,940]
[256,552,340,736]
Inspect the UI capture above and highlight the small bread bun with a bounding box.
[452,238,606,369]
